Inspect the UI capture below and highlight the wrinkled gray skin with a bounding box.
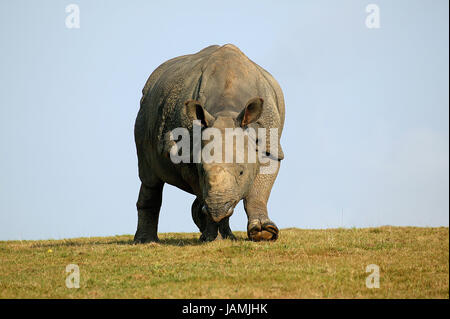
[134,44,285,243]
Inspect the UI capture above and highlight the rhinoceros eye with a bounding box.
[239,171,243,176]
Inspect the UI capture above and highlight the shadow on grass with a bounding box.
[29,236,248,248]
[158,236,248,246]
[29,239,134,248]
[158,238,205,246]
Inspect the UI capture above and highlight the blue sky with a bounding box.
[0,0,448,240]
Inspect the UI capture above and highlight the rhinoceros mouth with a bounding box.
[202,200,238,223]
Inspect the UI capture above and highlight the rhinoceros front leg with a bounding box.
[191,197,218,241]
[244,170,280,241]
[134,182,164,243]
[192,198,236,241]
[218,216,237,240]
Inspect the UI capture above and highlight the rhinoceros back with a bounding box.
[135,44,284,161]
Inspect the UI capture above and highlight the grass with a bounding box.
[0,227,448,299]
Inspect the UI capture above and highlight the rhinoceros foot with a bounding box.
[198,213,237,242]
[133,231,159,244]
[199,231,218,242]
[199,218,219,242]
[247,219,279,241]
[218,230,237,241]
[218,217,237,241]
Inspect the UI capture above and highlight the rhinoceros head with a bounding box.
[185,98,264,222]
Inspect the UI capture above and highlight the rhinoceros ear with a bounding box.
[237,97,264,127]
[184,100,215,127]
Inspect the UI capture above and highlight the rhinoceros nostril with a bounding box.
[226,206,234,217]
[224,201,233,211]
[224,201,237,216]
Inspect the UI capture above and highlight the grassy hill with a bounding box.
[0,227,448,298]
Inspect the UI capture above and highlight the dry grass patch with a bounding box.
[0,227,448,298]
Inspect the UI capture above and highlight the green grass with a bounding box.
[0,227,448,298]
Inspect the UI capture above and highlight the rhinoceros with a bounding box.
[134,44,285,242]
